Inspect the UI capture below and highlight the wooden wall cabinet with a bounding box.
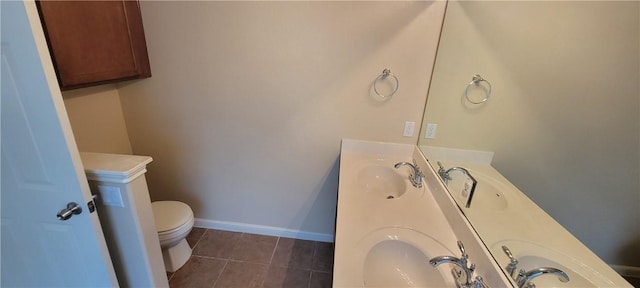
[37,1,151,90]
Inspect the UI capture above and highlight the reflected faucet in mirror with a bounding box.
[515,267,570,288]
[501,245,570,288]
[502,246,519,278]
[437,162,478,208]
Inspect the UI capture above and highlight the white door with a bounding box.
[1,1,118,286]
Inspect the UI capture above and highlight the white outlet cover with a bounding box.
[425,123,437,139]
[403,121,416,137]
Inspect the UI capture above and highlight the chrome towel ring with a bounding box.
[374,69,399,99]
[464,74,492,104]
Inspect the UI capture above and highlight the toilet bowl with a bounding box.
[152,201,194,272]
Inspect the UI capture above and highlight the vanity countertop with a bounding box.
[333,139,509,287]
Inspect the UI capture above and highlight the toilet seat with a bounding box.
[157,217,194,244]
[152,201,193,233]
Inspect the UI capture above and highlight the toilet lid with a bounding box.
[152,201,193,232]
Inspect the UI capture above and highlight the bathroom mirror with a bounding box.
[418,0,639,277]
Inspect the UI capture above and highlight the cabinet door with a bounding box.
[37,1,151,90]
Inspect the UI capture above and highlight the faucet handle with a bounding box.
[502,246,518,263]
[473,276,489,288]
[502,245,518,277]
[502,246,513,258]
[437,161,452,181]
[412,159,422,173]
[437,161,446,174]
[457,240,467,258]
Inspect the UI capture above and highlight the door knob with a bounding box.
[57,202,82,221]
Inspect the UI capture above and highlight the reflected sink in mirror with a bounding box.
[514,255,594,287]
[492,240,617,287]
[357,165,407,199]
[355,227,456,287]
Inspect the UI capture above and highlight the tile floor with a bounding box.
[167,228,334,288]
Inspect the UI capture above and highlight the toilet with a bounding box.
[151,201,195,272]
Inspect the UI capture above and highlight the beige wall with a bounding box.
[63,84,132,154]
[116,1,446,237]
[420,1,639,267]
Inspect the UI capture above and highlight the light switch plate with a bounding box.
[98,185,124,207]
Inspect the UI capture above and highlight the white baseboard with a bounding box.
[194,218,335,243]
[610,264,640,277]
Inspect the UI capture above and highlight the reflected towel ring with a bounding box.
[464,74,492,104]
[374,69,399,99]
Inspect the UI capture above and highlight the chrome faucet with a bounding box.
[515,267,570,288]
[394,160,423,188]
[430,241,485,288]
[437,162,475,185]
[445,166,474,180]
[436,162,478,208]
[502,245,519,277]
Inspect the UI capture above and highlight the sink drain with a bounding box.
[386,195,395,199]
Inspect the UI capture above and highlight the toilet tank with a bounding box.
[80,152,168,288]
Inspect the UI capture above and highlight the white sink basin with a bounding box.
[358,165,407,199]
[492,240,616,287]
[364,240,446,287]
[353,159,424,200]
[355,227,456,287]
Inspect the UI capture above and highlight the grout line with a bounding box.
[268,236,280,265]
[311,240,318,271]
[260,235,279,288]
[191,254,231,261]
[191,228,207,250]
[210,259,228,288]
[258,268,267,288]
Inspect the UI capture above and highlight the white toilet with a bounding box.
[151,201,195,272]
